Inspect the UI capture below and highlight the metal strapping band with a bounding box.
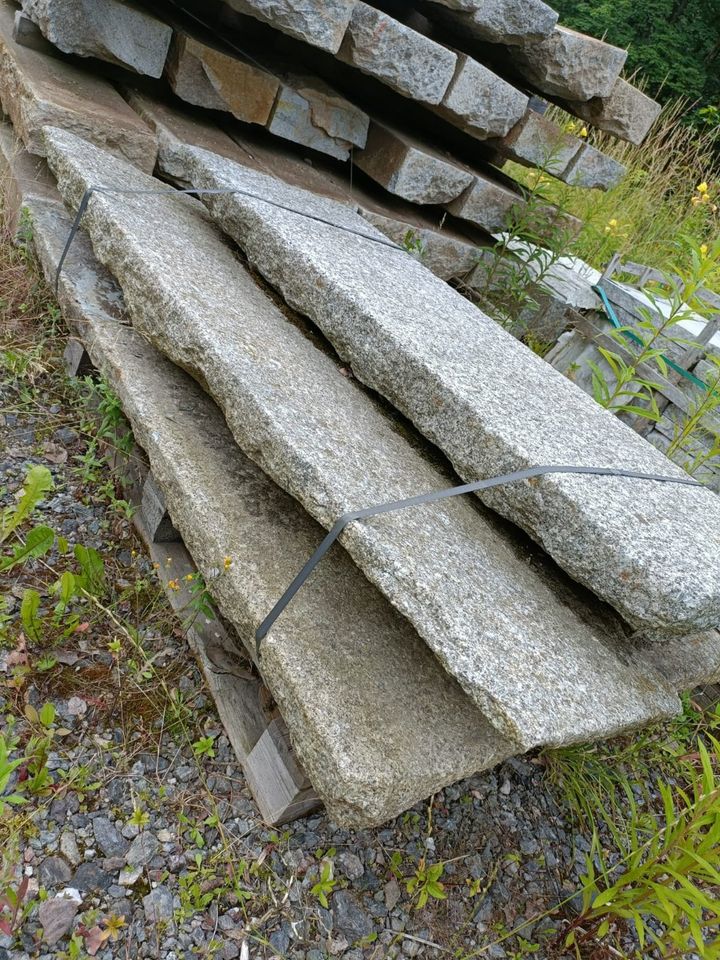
[255,464,703,652]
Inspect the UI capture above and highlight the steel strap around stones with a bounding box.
[255,464,703,652]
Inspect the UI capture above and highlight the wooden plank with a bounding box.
[141,472,181,543]
[245,719,320,825]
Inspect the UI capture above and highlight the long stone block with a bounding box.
[354,121,473,204]
[0,0,156,172]
[166,34,367,160]
[434,52,528,139]
[497,110,580,178]
[225,0,356,54]
[18,157,510,828]
[422,0,558,46]
[175,143,720,641]
[166,34,277,117]
[444,172,523,232]
[44,127,693,753]
[563,78,662,146]
[124,88,480,281]
[511,26,628,101]
[564,142,626,191]
[185,36,280,124]
[21,0,172,77]
[338,3,457,105]
[267,75,369,160]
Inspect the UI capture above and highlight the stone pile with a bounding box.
[1,0,718,828]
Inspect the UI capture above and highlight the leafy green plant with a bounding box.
[470,139,580,338]
[566,736,720,958]
[0,465,55,574]
[0,722,27,815]
[588,238,720,452]
[406,861,447,910]
[310,858,337,908]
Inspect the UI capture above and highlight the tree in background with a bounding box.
[553,0,719,118]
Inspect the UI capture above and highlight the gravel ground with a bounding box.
[0,293,646,960]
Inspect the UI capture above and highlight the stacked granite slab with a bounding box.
[42,127,720,740]
[3,0,712,829]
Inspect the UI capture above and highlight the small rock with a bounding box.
[269,923,291,955]
[500,779,512,796]
[93,817,129,858]
[125,832,160,868]
[331,891,373,944]
[337,852,364,880]
[38,896,79,946]
[118,866,142,886]
[384,878,401,911]
[72,861,112,893]
[66,697,87,717]
[59,833,81,866]
[38,856,72,888]
[143,885,175,930]
[157,829,173,843]
[121,823,140,840]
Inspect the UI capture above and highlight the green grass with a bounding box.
[509,98,720,287]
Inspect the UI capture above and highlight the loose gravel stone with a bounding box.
[126,833,160,868]
[93,817,129,858]
[38,856,72,888]
[37,896,79,946]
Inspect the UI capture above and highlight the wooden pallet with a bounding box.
[64,341,322,826]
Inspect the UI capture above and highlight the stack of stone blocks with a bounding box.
[0,0,718,830]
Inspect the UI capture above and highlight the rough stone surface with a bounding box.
[332,891,373,942]
[39,855,73,887]
[445,172,523,232]
[176,141,720,641]
[45,128,704,760]
[21,0,172,77]
[355,120,473,204]
[511,25,628,101]
[564,77,662,146]
[564,142,626,191]
[125,832,160,868]
[12,8,50,52]
[143,886,175,929]
[225,0,356,54]
[38,896,79,945]
[424,0,558,46]
[0,0,156,171]
[359,208,480,280]
[123,87,256,182]
[435,53,528,139]
[291,74,369,148]
[183,36,279,124]
[124,89,479,281]
[498,110,580,177]
[26,154,514,826]
[338,3,457,105]
[0,119,56,235]
[92,816,129,858]
[268,77,368,160]
[165,33,255,113]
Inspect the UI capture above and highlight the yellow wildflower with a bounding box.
[167,579,180,591]
[579,126,588,138]
[223,556,233,571]
[184,573,195,582]
[700,243,709,257]
[698,182,709,195]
